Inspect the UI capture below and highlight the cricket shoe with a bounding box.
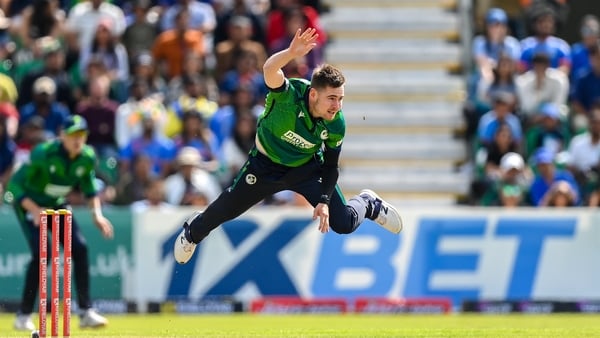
[80,308,108,328]
[13,313,35,331]
[359,189,403,234]
[173,211,201,264]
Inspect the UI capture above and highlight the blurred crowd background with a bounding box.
[464,0,600,208]
[0,0,329,210]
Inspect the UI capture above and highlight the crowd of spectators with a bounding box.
[0,0,329,209]
[465,0,600,207]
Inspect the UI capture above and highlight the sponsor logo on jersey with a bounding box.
[336,140,343,147]
[76,166,85,177]
[44,184,72,197]
[298,111,305,118]
[320,130,328,140]
[281,131,315,149]
[245,174,257,185]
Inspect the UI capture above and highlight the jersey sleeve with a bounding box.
[4,144,45,204]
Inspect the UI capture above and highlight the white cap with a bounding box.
[33,76,56,95]
[500,152,525,172]
[176,147,201,167]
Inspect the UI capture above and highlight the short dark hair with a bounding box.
[311,64,345,90]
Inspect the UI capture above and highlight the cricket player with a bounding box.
[5,115,113,331]
[174,28,402,264]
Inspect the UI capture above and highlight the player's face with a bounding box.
[62,131,88,156]
[311,86,344,121]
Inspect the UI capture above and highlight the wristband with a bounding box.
[319,194,330,205]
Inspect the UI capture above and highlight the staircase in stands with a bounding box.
[321,0,470,207]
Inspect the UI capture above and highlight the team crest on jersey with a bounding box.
[245,174,257,185]
[76,166,85,177]
[320,130,328,140]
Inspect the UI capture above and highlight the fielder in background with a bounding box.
[4,115,113,331]
[174,28,403,265]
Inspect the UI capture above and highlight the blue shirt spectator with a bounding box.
[529,148,580,206]
[19,76,71,138]
[160,0,216,32]
[519,8,571,73]
[119,117,177,177]
[572,44,600,114]
[0,117,16,183]
[570,15,600,83]
[477,91,523,145]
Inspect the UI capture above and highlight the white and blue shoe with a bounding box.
[359,189,403,234]
[173,212,201,264]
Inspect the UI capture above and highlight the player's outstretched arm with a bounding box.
[263,28,318,89]
[89,196,114,239]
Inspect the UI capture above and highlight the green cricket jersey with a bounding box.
[5,140,99,207]
[257,78,345,167]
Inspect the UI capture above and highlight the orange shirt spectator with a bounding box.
[152,8,205,79]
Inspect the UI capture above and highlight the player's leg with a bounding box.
[174,151,284,263]
[12,206,40,331]
[60,212,108,328]
[292,177,403,234]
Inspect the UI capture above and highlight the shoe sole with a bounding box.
[360,189,403,234]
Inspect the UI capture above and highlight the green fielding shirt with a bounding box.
[5,140,99,208]
[257,78,345,167]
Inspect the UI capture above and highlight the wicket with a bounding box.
[37,209,72,338]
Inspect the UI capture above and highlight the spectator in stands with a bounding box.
[0,101,19,139]
[539,180,578,207]
[481,122,519,183]
[515,50,568,124]
[219,110,256,187]
[529,147,579,206]
[270,5,323,76]
[210,83,263,149]
[160,0,216,34]
[266,0,326,51]
[112,153,155,205]
[214,15,267,83]
[476,53,518,110]
[472,8,521,88]
[519,6,570,75]
[79,18,129,86]
[173,110,220,173]
[477,91,522,146]
[219,48,268,106]
[0,115,15,197]
[570,15,600,83]
[65,0,127,54]
[19,76,70,138]
[152,8,205,79]
[165,74,218,137]
[115,78,168,150]
[75,75,118,158]
[566,105,600,202]
[130,177,174,212]
[121,0,158,67]
[525,102,568,157]
[484,152,531,207]
[11,0,66,56]
[130,51,167,97]
[12,115,46,171]
[166,52,218,104]
[119,114,177,178]
[571,44,600,120]
[213,0,266,47]
[17,37,75,111]
[164,146,221,206]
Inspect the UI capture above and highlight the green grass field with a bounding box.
[2,313,600,337]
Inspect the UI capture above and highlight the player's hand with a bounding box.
[94,215,114,239]
[313,203,330,233]
[288,28,318,58]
